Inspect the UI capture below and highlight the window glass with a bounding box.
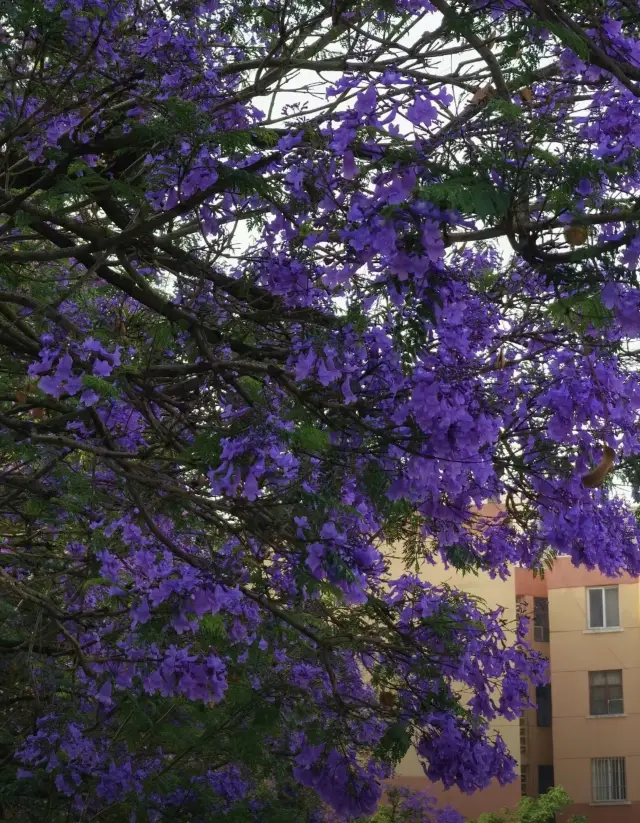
[605,587,620,627]
[589,588,604,627]
[536,684,552,727]
[589,670,623,715]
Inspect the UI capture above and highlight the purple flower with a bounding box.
[243,471,259,501]
[80,389,100,406]
[295,349,316,381]
[343,151,357,180]
[131,599,151,627]
[96,681,113,707]
[93,359,113,377]
[306,543,326,579]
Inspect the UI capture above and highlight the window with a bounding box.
[534,597,550,642]
[536,684,552,727]
[592,758,626,802]
[589,670,624,715]
[519,716,528,754]
[588,586,619,629]
[538,765,555,795]
[521,765,528,797]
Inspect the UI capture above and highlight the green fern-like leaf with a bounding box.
[419,179,510,220]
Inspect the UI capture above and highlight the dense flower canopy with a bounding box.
[0,0,639,819]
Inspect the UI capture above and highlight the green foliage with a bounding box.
[538,20,590,60]
[546,292,612,332]
[444,543,489,576]
[221,165,283,204]
[473,786,587,823]
[486,98,523,122]
[419,178,511,221]
[621,453,640,504]
[198,613,226,642]
[184,431,222,466]
[290,422,330,454]
[82,373,120,398]
[374,722,412,766]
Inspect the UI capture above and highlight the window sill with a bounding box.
[587,714,627,719]
[584,627,623,634]
[590,801,630,806]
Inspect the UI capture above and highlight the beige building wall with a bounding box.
[386,539,521,818]
[547,558,640,822]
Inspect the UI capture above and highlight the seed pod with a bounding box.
[470,84,495,106]
[379,690,396,707]
[564,224,588,246]
[15,391,27,404]
[30,408,46,420]
[520,87,533,104]
[495,349,506,370]
[581,446,616,489]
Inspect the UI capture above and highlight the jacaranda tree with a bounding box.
[0,0,639,818]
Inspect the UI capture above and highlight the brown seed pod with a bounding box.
[564,224,589,247]
[495,349,506,370]
[470,84,495,106]
[30,408,46,420]
[379,690,396,708]
[520,87,533,104]
[581,446,616,489]
[15,390,27,404]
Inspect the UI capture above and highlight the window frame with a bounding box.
[520,764,528,797]
[589,670,624,716]
[591,757,627,803]
[519,716,527,754]
[533,596,550,642]
[587,586,620,630]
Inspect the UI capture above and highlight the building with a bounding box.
[386,550,640,820]
[517,559,640,822]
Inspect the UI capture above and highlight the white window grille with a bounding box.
[592,757,626,802]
